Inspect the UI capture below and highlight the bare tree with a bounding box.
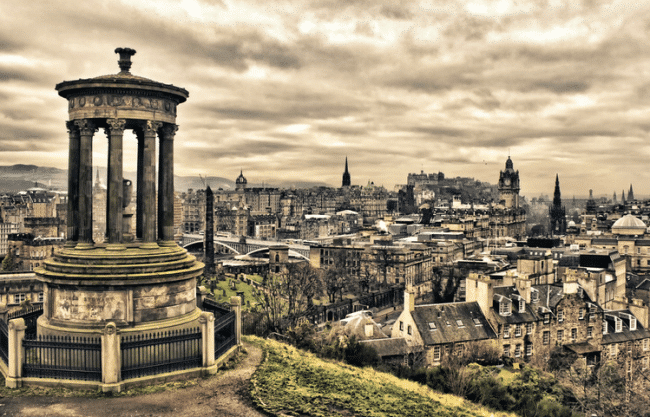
[252,262,323,333]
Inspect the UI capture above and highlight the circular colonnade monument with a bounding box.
[35,48,204,337]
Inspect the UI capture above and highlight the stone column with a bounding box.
[199,311,217,373]
[105,119,126,246]
[65,121,80,246]
[6,318,26,388]
[141,121,160,245]
[135,129,144,240]
[230,296,242,346]
[101,322,121,392]
[75,119,96,246]
[158,123,177,244]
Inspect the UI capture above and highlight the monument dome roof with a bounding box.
[612,214,646,230]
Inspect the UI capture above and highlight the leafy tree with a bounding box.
[1,252,14,271]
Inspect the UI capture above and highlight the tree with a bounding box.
[1,252,15,271]
[251,262,323,333]
[323,251,353,303]
[428,265,462,303]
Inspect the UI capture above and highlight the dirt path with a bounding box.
[0,342,267,417]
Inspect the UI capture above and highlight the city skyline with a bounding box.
[2,1,650,197]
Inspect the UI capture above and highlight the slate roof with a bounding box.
[602,310,650,345]
[491,286,538,325]
[343,314,388,340]
[360,337,409,357]
[636,278,650,291]
[411,301,496,346]
[533,284,565,310]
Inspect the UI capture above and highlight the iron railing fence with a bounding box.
[0,319,8,366]
[121,328,202,380]
[8,305,43,338]
[22,335,102,381]
[214,310,236,359]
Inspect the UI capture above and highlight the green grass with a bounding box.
[208,278,258,309]
[248,336,517,417]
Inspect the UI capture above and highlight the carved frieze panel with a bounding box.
[68,94,177,116]
[52,288,128,322]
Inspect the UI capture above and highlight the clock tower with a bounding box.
[498,156,520,209]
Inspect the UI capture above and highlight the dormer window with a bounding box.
[428,322,437,331]
[456,320,464,328]
[557,309,564,323]
[519,299,525,313]
[615,318,622,333]
[630,317,637,331]
[603,320,608,334]
[532,289,539,303]
[499,300,511,316]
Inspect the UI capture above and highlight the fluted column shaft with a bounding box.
[135,129,144,240]
[75,119,96,244]
[142,121,160,243]
[158,124,177,242]
[105,119,126,244]
[65,121,80,244]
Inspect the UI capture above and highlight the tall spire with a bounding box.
[628,184,635,201]
[550,174,566,235]
[342,157,351,187]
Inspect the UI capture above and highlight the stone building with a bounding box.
[391,287,496,367]
[7,233,64,272]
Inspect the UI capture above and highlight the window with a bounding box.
[500,300,511,316]
[571,328,577,340]
[503,344,510,357]
[644,357,649,371]
[643,339,649,351]
[579,308,585,320]
[587,326,593,338]
[532,290,539,303]
[407,325,412,335]
[526,344,533,356]
[473,318,482,326]
[557,309,564,322]
[503,326,510,339]
[615,318,622,333]
[557,329,564,343]
[399,321,404,331]
[630,317,637,331]
[543,331,550,345]
[519,299,525,313]
[603,320,608,334]
[433,345,441,361]
[428,322,437,331]
[515,324,522,337]
[544,314,550,324]
[610,344,617,357]
[526,323,533,335]
[37,292,44,303]
[456,320,464,328]
[515,344,521,358]
[12,293,25,304]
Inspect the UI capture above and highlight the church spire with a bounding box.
[342,157,351,187]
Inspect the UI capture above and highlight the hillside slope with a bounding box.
[249,336,515,417]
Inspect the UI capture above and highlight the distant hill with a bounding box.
[0,165,330,193]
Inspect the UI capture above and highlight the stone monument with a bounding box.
[35,48,204,337]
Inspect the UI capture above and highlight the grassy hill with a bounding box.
[248,336,516,417]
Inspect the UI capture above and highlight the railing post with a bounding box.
[199,311,217,374]
[6,318,26,388]
[101,322,121,392]
[230,296,242,346]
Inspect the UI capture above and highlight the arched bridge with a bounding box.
[181,234,311,258]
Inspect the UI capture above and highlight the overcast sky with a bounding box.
[2,0,650,198]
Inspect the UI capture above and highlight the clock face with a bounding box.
[504,178,511,186]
